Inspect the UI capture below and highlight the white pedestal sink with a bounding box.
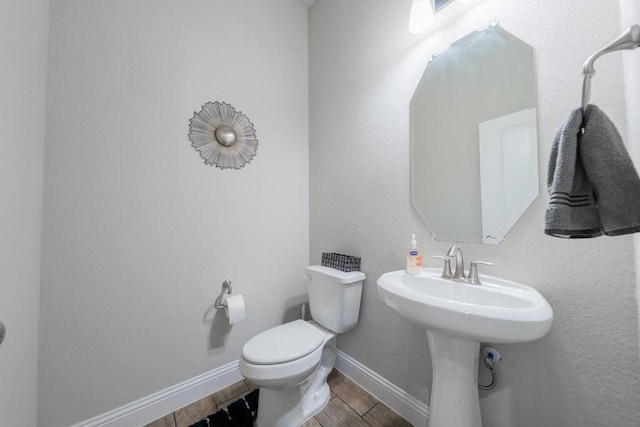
[377,268,553,427]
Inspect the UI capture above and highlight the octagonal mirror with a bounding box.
[410,23,539,244]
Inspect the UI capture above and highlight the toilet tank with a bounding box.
[306,265,365,333]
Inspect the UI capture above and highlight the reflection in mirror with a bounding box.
[410,24,538,244]
[434,0,455,11]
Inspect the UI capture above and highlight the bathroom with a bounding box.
[2,0,640,426]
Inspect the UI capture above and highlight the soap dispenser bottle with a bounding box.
[406,234,422,275]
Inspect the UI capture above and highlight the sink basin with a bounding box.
[377,268,552,343]
[377,267,553,427]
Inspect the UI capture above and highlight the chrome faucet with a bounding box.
[432,255,453,278]
[432,245,494,285]
[468,260,494,284]
[447,245,466,280]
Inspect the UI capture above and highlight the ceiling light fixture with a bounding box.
[410,0,482,34]
[409,0,435,34]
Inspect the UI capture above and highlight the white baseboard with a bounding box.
[71,360,243,427]
[72,352,428,427]
[335,350,429,426]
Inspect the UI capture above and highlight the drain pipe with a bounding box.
[478,346,501,391]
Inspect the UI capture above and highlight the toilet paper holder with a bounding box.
[214,280,233,309]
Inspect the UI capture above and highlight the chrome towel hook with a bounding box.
[214,280,233,309]
[581,24,640,113]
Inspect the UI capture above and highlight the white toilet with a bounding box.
[239,265,365,427]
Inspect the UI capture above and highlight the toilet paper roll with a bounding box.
[224,294,245,325]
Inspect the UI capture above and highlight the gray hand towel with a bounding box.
[581,105,640,236]
[545,105,640,237]
[545,108,601,237]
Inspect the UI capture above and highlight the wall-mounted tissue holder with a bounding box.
[215,280,233,309]
[214,279,246,325]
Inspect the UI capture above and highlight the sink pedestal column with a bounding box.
[426,330,482,427]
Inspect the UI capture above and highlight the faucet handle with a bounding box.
[468,261,494,284]
[432,256,453,278]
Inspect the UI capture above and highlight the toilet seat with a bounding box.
[242,320,326,365]
[239,321,335,389]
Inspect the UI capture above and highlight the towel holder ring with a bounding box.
[214,280,233,309]
[581,24,640,114]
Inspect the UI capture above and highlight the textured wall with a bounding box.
[309,0,640,425]
[40,1,309,425]
[0,1,48,426]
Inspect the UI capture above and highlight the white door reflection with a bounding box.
[478,108,538,244]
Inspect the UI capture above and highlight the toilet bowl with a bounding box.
[239,265,365,427]
[240,320,336,426]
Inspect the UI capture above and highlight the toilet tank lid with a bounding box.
[306,265,365,284]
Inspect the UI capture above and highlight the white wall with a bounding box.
[39,1,309,425]
[309,0,640,426]
[0,1,48,426]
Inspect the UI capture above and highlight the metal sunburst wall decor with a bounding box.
[188,101,258,169]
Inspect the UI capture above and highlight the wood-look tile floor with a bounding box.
[145,369,413,427]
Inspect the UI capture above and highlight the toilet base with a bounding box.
[255,338,336,427]
[256,382,330,427]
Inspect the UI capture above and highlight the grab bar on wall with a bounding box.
[581,24,640,113]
